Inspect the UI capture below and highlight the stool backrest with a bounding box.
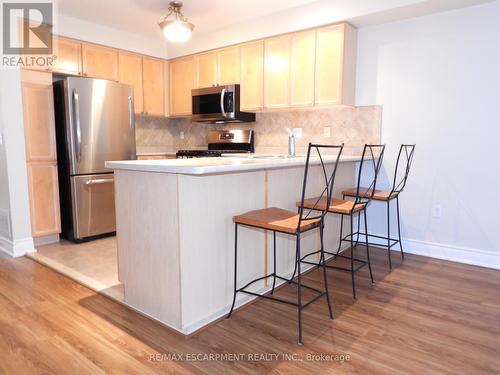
[391,144,416,195]
[298,143,344,229]
[353,144,386,207]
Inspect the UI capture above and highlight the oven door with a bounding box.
[191,85,235,121]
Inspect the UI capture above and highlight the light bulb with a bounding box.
[162,21,192,43]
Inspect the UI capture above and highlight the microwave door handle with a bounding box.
[72,89,82,161]
[220,88,226,117]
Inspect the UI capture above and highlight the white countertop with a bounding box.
[105,155,362,175]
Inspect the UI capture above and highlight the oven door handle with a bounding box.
[220,88,226,117]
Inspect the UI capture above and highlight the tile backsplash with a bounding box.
[135,105,382,155]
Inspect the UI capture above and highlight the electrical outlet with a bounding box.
[323,127,331,138]
[180,131,185,140]
[433,204,442,218]
[292,128,303,138]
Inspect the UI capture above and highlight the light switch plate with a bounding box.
[180,131,185,139]
[323,127,331,138]
[0,132,3,145]
[292,128,303,138]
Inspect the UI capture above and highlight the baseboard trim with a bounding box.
[368,232,500,270]
[0,235,35,258]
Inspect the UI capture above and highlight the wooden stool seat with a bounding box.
[342,187,398,201]
[233,207,321,234]
[299,197,366,214]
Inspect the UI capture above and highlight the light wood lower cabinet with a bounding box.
[170,56,195,116]
[21,70,61,238]
[27,163,61,237]
[240,41,264,110]
[264,36,290,109]
[119,51,144,114]
[53,37,82,76]
[142,57,165,116]
[82,43,119,81]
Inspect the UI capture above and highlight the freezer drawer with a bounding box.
[71,174,116,239]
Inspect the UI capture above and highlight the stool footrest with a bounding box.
[342,232,400,249]
[236,273,326,309]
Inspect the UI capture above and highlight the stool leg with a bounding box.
[317,221,325,268]
[227,223,238,319]
[336,213,344,256]
[350,214,356,300]
[396,196,405,260]
[271,231,277,294]
[296,233,303,345]
[320,221,334,319]
[363,209,374,284]
[387,200,392,270]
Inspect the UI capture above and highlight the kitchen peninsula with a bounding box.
[106,155,360,334]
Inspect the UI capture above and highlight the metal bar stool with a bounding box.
[226,143,344,345]
[295,144,386,299]
[343,144,416,269]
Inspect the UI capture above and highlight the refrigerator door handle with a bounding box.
[128,95,134,128]
[72,89,82,161]
[84,178,114,185]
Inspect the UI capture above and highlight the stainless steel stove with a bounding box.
[176,130,254,158]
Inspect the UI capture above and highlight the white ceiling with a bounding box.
[55,0,320,38]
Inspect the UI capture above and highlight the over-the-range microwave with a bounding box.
[191,84,256,123]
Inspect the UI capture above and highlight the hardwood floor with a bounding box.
[0,248,499,374]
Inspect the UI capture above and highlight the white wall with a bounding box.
[56,15,168,59]
[356,1,500,268]
[0,68,35,257]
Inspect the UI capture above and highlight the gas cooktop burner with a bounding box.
[176,150,222,158]
[176,130,254,158]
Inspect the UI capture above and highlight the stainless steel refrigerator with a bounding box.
[53,77,136,242]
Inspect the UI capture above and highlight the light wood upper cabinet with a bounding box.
[240,41,264,111]
[142,57,164,116]
[82,43,119,81]
[27,163,61,237]
[118,51,143,114]
[264,36,290,109]
[315,23,356,106]
[20,70,61,237]
[217,46,241,85]
[170,56,195,116]
[196,52,217,88]
[290,30,316,107]
[53,37,82,75]
[21,79,56,161]
[164,61,170,117]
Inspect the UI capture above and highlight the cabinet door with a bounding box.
[290,30,316,107]
[240,41,264,110]
[119,52,143,114]
[142,57,165,116]
[196,52,217,88]
[170,57,195,116]
[264,36,290,109]
[21,72,56,161]
[82,43,119,81]
[217,46,240,85]
[27,163,61,237]
[53,37,82,75]
[315,24,344,106]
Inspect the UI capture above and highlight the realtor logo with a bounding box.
[2,1,53,55]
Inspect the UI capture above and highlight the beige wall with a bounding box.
[136,105,382,155]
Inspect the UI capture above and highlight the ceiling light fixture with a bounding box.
[158,1,194,43]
